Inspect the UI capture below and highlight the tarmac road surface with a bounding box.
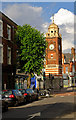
[2,91,76,120]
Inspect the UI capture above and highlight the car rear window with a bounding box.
[3,90,12,95]
[26,89,34,93]
[0,91,2,94]
[13,90,22,96]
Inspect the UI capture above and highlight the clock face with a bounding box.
[49,44,54,50]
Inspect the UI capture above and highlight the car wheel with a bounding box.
[29,97,32,102]
[35,95,38,100]
[4,102,8,111]
[14,100,18,107]
[5,103,8,111]
[24,98,26,103]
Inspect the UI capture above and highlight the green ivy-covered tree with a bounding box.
[15,24,47,88]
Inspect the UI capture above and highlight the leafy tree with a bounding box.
[15,24,47,88]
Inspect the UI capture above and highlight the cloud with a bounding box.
[41,22,49,33]
[50,8,74,53]
[51,8,74,25]
[3,5,74,53]
[3,3,43,29]
[3,3,49,35]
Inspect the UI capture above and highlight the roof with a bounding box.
[48,23,58,29]
[64,53,73,62]
[63,53,76,63]
[0,11,17,26]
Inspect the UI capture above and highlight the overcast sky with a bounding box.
[1,2,75,53]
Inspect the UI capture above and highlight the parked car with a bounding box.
[47,88,52,94]
[39,89,50,97]
[21,88,38,103]
[34,89,39,97]
[0,91,8,112]
[2,89,25,106]
[2,100,8,112]
[39,90,45,96]
[44,90,50,97]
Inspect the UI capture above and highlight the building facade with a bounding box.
[62,47,76,87]
[0,12,17,89]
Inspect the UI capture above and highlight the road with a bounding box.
[2,90,76,120]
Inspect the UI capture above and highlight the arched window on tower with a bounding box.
[51,31,53,33]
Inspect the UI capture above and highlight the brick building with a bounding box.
[0,11,17,89]
[62,47,76,87]
[62,53,72,74]
[45,19,62,78]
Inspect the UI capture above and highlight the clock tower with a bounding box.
[45,17,62,77]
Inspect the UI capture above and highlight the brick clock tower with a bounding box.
[45,18,62,78]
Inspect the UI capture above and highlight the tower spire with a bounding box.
[52,14,54,23]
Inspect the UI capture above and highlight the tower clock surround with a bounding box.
[49,44,54,50]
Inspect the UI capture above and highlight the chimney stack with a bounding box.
[71,47,75,62]
[71,47,75,55]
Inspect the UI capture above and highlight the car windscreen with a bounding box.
[21,89,25,94]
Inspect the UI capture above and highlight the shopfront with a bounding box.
[15,75,27,89]
[31,76,36,89]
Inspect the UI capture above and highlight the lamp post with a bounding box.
[42,68,46,90]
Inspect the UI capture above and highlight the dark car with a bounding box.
[0,91,8,112]
[2,100,8,112]
[21,88,38,103]
[34,89,39,97]
[39,90,45,96]
[2,89,25,106]
[39,90,50,97]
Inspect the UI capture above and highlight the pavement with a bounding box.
[52,87,76,96]
[39,87,76,99]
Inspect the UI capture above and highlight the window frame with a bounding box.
[7,24,11,40]
[7,46,11,64]
[0,44,3,64]
[65,67,68,74]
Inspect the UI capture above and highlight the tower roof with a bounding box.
[48,14,58,29]
[46,15,60,38]
[48,23,58,29]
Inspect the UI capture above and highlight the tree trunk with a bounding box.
[27,73,31,88]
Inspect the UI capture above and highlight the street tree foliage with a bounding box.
[15,24,47,87]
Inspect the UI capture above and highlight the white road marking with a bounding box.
[60,96,64,97]
[27,112,41,120]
